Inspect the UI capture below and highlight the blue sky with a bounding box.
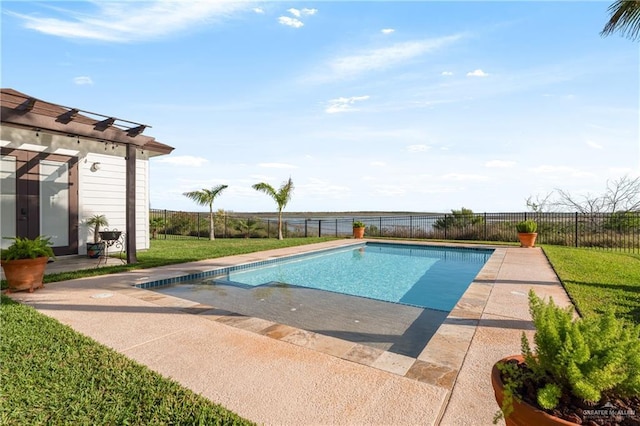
[2,1,638,213]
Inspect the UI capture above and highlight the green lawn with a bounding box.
[0,295,254,425]
[542,245,640,323]
[2,238,639,424]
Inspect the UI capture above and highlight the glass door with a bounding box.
[0,148,78,255]
[0,155,17,249]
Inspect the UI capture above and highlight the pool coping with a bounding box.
[126,239,506,393]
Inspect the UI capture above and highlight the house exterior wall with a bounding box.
[0,125,151,254]
[79,153,150,254]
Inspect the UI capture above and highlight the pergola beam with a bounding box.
[16,98,36,112]
[57,108,79,124]
[94,117,116,131]
[127,124,146,137]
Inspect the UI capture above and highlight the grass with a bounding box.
[0,294,254,425]
[542,245,640,323]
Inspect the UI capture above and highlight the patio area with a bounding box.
[4,240,573,425]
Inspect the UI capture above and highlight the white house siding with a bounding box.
[79,153,150,254]
[136,159,149,250]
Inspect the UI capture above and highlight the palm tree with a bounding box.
[601,0,640,41]
[183,185,228,240]
[252,177,294,240]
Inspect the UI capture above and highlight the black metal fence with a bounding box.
[149,210,640,253]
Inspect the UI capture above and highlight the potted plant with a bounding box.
[352,221,366,239]
[492,290,640,425]
[1,235,54,293]
[86,214,108,258]
[516,219,538,248]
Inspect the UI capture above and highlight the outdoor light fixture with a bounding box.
[90,162,101,172]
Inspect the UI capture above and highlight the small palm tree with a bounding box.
[183,185,228,240]
[601,0,640,41]
[252,177,294,240]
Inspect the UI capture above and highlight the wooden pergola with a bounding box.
[1,88,174,263]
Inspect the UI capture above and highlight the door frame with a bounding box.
[1,148,78,255]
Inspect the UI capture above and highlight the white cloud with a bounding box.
[441,71,453,76]
[325,95,370,113]
[73,76,93,85]
[586,140,603,149]
[381,28,395,34]
[288,8,302,17]
[155,155,209,167]
[485,160,516,168]
[253,7,265,14]
[301,8,318,16]
[7,1,253,42]
[278,16,304,28]
[530,165,595,178]
[313,34,464,82]
[370,161,386,167]
[372,184,406,196]
[297,178,350,197]
[258,162,299,169]
[406,144,429,152]
[467,69,489,77]
[441,173,490,182]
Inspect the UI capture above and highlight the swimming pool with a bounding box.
[214,243,492,312]
[149,242,494,358]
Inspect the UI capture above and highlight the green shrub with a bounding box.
[516,220,537,233]
[352,221,366,228]
[433,207,484,231]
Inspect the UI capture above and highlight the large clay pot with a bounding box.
[517,232,538,248]
[1,256,48,293]
[353,227,365,239]
[492,355,575,426]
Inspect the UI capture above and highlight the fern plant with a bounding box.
[0,236,55,261]
[352,221,366,229]
[495,290,640,421]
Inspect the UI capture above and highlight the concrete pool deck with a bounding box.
[4,240,573,425]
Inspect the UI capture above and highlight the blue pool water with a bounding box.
[214,243,492,312]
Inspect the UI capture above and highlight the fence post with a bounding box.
[444,214,448,240]
[164,209,167,240]
[575,212,579,248]
[410,216,413,239]
[484,212,487,240]
[335,219,338,237]
[305,219,308,238]
[318,220,322,238]
[379,217,382,237]
[197,212,200,239]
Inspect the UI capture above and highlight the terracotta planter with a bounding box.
[517,232,538,248]
[1,256,48,293]
[492,355,575,426]
[353,227,365,239]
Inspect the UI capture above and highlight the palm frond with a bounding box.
[601,0,640,41]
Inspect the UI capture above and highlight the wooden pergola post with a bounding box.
[126,144,137,264]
